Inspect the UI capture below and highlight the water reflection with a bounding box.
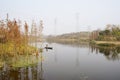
[54,44,58,63]
[45,42,120,80]
[52,41,120,61]
[76,47,79,67]
[0,42,120,80]
[0,52,44,80]
[91,45,120,61]
[47,40,89,48]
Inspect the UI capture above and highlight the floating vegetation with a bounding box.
[0,52,44,68]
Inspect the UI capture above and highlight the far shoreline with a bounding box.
[94,41,120,46]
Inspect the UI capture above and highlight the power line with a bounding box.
[54,18,57,36]
[76,13,79,32]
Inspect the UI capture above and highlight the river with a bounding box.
[0,42,120,80]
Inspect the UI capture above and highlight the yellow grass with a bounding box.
[95,41,120,45]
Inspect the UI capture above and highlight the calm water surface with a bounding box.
[0,42,120,80]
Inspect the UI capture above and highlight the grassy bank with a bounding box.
[95,41,120,46]
[0,42,37,56]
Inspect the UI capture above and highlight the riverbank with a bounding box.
[94,41,120,46]
[0,43,37,56]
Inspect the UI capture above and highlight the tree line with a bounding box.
[96,24,120,41]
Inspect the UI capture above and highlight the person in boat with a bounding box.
[45,44,53,49]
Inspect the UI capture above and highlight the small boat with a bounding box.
[45,44,53,49]
[45,47,53,49]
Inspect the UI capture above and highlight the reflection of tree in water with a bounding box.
[91,45,120,61]
[0,53,44,80]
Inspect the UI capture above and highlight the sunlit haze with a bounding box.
[0,0,120,35]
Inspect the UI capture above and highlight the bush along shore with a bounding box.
[0,17,38,56]
[0,16,44,68]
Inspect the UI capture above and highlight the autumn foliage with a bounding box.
[0,18,36,56]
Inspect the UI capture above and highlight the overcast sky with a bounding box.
[0,0,120,35]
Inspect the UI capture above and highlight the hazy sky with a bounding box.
[0,0,120,35]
